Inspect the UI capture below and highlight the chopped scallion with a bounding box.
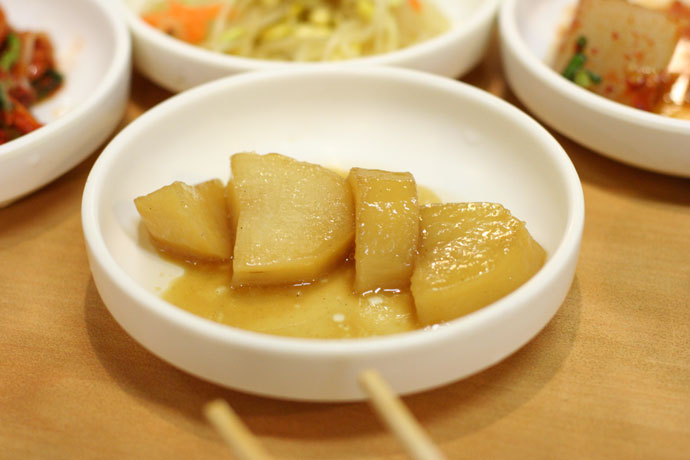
[575,35,587,52]
[574,69,593,87]
[587,70,602,84]
[32,69,64,100]
[0,84,13,112]
[0,33,21,72]
[563,53,586,81]
[563,35,602,87]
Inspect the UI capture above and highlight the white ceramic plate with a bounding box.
[122,0,498,92]
[499,0,690,177]
[0,0,131,206]
[82,67,584,401]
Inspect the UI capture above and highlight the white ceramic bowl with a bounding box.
[499,0,690,177]
[82,67,584,402]
[0,0,131,206]
[122,0,498,92]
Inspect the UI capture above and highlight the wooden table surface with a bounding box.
[2,40,689,460]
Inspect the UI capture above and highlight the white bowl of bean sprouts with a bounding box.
[122,0,499,92]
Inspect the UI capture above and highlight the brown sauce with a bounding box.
[163,260,421,338]
[161,186,442,339]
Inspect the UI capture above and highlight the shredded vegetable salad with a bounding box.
[0,6,63,144]
[141,0,449,61]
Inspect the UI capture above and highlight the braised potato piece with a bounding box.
[410,203,545,325]
[229,152,354,287]
[134,179,232,262]
[348,168,419,293]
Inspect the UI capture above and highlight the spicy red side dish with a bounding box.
[554,0,690,119]
[0,6,63,145]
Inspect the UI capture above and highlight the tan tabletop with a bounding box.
[2,40,689,460]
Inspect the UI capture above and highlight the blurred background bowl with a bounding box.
[499,0,690,177]
[122,0,498,92]
[0,0,131,206]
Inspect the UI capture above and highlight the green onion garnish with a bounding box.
[0,33,22,72]
[563,35,602,87]
[32,68,64,100]
[575,35,587,52]
[0,84,13,113]
[563,52,586,81]
[574,69,593,87]
[587,70,602,84]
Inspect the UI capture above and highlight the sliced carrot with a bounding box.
[8,96,42,134]
[142,10,167,29]
[142,1,222,44]
[408,0,422,12]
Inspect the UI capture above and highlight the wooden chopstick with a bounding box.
[203,399,274,460]
[205,372,444,460]
[359,369,447,460]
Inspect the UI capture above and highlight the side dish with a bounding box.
[140,0,449,61]
[134,152,546,339]
[0,6,63,144]
[553,0,690,119]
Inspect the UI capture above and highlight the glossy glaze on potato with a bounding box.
[348,167,419,293]
[134,179,232,262]
[228,152,355,287]
[411,202,546,325]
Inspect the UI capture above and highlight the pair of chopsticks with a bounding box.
[203,369,447,460]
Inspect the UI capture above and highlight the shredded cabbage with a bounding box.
[142,0,449,61]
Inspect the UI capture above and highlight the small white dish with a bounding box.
[82,67,584,401]
[499,0,690,177]
[122,0,498,92]
[0,0,131,206]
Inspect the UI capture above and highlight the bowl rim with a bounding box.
[499,0,690,135]
[82,66,584,358]
[0,0,132,160]
[124,0,500,70]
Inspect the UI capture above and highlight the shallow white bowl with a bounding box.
[82,67,584,401]
[122,0,498,92]
[0,0,131,206]
[499,0,690,177]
